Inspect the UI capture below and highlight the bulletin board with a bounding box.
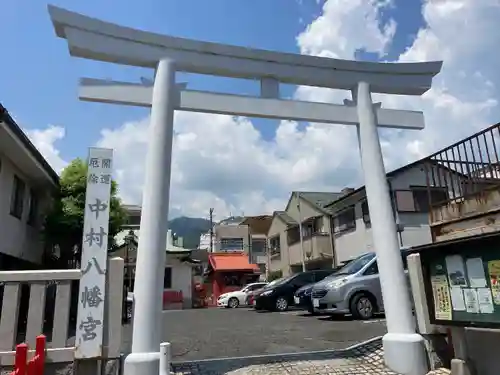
[418,232,500,328]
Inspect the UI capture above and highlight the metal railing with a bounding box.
[423,122,500,223]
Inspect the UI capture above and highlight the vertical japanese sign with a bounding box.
[75,148,113,359]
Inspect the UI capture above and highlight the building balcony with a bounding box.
[288,232,332,266]
[423,122,500,242]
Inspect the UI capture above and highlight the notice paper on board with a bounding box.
[463,288,479,313]
[477,288,494,314]
[445,255,468,287]
[450,286,466,311]
[431,275,452,320]
[487,260,500,305]
[466,257,487,288]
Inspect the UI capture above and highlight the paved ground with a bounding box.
[122,307,387,361]
[171,337,452,375]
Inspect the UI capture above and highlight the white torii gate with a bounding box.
[48,5,442,375]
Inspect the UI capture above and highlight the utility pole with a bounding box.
[209,208,214,253]
[297,192,306,272]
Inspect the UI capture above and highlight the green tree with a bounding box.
[43,158,127,267]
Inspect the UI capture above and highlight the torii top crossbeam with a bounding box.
[48,5,441,96]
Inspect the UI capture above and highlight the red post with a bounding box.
[12,344,28,375]
[34,335,46,375]
[26,360,35,375]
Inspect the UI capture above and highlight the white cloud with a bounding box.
[25,126,68,173]
[27,0,500,220]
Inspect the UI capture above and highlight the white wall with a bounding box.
[0,155,49,264]
[333,164,435,263]
[165,257,192,304]
[334,203,375,263]
[198,232,215,251]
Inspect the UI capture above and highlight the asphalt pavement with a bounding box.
[122,307,387,361]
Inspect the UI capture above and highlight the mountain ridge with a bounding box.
[169,216,212,249]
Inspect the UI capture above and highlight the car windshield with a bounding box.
[333,252,376,276]
[267,276,290,287]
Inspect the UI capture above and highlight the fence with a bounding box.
[0,257,124,367]
[423,122,500,225]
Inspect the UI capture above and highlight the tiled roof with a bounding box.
[274,211,297,226]
[240,215,273,234]
[208,253,259,272]
[0,104,59,186]
[218,216,246,225]
[298,191,344,209]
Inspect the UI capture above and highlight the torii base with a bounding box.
[383,332,429,375]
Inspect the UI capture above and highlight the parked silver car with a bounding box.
[311,248,412,319]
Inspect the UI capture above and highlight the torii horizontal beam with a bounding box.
[48,5,442,96]
[79,78,425,129]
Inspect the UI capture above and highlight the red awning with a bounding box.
[208,253,260,272]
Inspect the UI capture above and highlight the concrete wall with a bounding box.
[0,154,51,265]
[333,164,434,263]
[267,215,289,276]
[288,234,332,266]
[286,194,322,223]
[166,257,193,308]
[285,194,333,267]
[214,224,250,252]
[463,329,500,375]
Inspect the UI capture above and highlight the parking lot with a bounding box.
[123,308,387,361]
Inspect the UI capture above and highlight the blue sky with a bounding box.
[1,0,424,163]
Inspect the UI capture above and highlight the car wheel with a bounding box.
[228,297,239,308]
[275,297,288,312]
[350,293,375,320]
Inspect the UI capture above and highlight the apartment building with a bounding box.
[239,215,273,274]
[326,159,459,263]
[213,216,248,252]
[267,191,342,276]
[213,215,272,276]
[0,104,59,269]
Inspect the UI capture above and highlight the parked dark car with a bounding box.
[253,269,335,312]
[293,262,353,314]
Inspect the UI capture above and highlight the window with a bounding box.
[314,269,334,281]
[336,252,376,275]
[287,226,301,245]
[220,238,244,252]
[363,261,379,276]
[269,236,281,257]
[27,189,38,226]
[258,263,266,274]
[361,200,370,224]
[291,272,314,287]
[303,217,324,237]
[395,188,448,213]
[10,175,25,219]
[334,206,356,233]
[252,239,266,254]
[245,283,266,292]
[163,267,172,289]
[128,215,141,226]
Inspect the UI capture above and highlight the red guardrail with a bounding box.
[163,290,183,304]
[9,335,45,375]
